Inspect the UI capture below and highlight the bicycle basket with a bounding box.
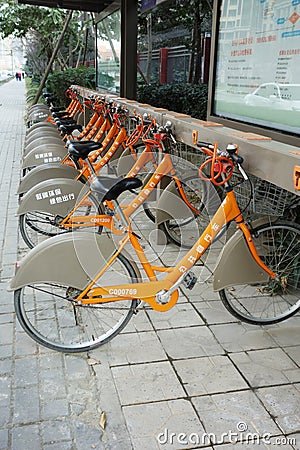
[234,173,296,216]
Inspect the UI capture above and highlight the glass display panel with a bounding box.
[96,10,121,93]
[213,0,300,135]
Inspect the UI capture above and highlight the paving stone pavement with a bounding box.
[0,79,299,450]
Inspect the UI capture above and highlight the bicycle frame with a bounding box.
[75,100,105,141]
[45,95,83,124]
[18,122,131,196]
[74,188,276,312]
[60,143,197,230]
[17,117,141,201]
[59,107,130,173]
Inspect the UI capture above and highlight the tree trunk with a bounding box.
[101,21,119,64]
[193,32,202,84]
[188,26,196,83]
[146,13,152,83]
[33,10,73,105]
[57,51,69,70]
[82,13,88,65]
[76,47,82,68]
[82,28,89,65]
[192,0,201,84]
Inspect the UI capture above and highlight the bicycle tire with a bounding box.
[142,203,156,222]
[14,253,140,352]
[141,174,172,224]
[19,193,104,249]
[220,220,300,324]
[161,175,222,248]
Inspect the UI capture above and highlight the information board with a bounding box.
[213,0,300,135]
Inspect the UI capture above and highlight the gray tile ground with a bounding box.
[0,79,299,450]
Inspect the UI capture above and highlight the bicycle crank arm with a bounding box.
[156,270,196,304]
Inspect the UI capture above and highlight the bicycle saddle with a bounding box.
[54,116,76,124]
[59,123,83,134]
[90,176,143,201]
[52,111,71,118]
[68,141,102,160]
[50,107,67,113]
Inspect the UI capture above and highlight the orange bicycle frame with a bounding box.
[60,147,175,229]
[75,188,276,312]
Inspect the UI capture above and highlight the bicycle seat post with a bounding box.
[86,158,97,177]
[112,200,130,228]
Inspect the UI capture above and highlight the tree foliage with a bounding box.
[138,0,212,39]
[46,66,97,106]
[0,1,90,80]
[0,1,79,41]
[137,82,208,119]
[138,0,213,83]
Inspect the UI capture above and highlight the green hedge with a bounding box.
[137,83,208,120]
[45,66,96,106]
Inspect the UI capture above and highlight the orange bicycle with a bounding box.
[18,122,214,248]
[11,141,300,351]
[22,98,125,171]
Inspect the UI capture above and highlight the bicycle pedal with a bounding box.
[183,271,197,290]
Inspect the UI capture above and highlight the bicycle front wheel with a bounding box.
[162,175,221,248]
[220,221,300,324]
[14,254,140,352]
[19,193,104,249]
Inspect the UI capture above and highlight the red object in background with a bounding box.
[202,35,211,84]
[159,48,168,85]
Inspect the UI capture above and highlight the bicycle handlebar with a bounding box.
[197,141,244,164]
[197,141,248,185]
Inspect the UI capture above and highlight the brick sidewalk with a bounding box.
[0,79,299,450]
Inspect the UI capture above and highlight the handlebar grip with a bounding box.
[197,141,214,149]
[232,153,244,164]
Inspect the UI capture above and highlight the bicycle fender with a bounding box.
[213,229,269,291]
[27,104,49,114]
[24,136,64,155]
[75,111,85,126]
[26,122,56,133]
[22,145,68,169]
[18,164,79,195]
[9,233,141,291]
[27,110,49,121]
[17,178,89,216]
[108,143,125,163]
[116,148,137,176]
[156,180,194,224]
[25,128,59,144]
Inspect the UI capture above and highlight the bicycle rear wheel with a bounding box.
[14,254,140,352]
[220,221,300,324]
[19,194,104,249]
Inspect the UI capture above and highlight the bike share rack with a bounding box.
[70,85,300,245]
[73,84,300,196]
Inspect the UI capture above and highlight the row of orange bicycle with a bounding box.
[9,86,300,352]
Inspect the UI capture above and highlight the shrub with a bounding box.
[46,66,96,106]
[137,82,208,120]
[25,78,41,105]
